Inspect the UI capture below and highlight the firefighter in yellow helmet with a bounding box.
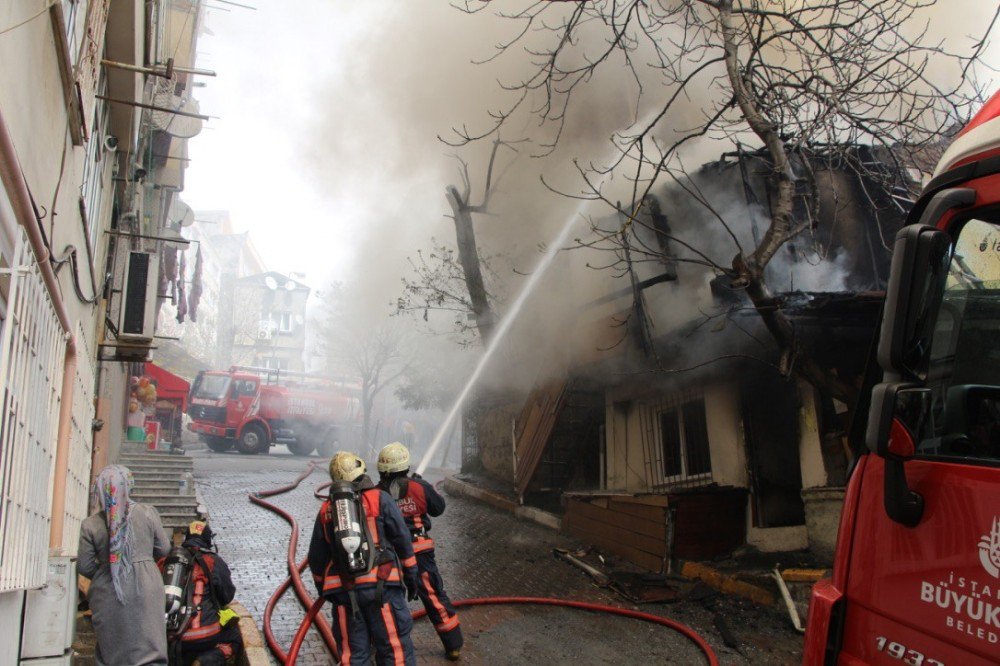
[308,452,420,665]
[377,442,463,661]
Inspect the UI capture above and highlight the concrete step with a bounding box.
[134,481,189,493]
[133,494,198,506]
[121,453,193,464]
[131,470,186,480]
[160,512,198,532]
[121,460,194,471]
[121,452,192,459]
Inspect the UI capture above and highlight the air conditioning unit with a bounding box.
[258,329,272,341]
[118,251,159,341]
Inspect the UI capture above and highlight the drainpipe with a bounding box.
[0,107,79,554]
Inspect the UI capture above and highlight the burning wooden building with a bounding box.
[461,147,918,568]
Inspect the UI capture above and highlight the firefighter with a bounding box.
[308,451,421,666]
[162,521,241,666]
[377,442,463,661]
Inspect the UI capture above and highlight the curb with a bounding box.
[231,601,270,666]
[677,560,777,607]
[443,476,561,531]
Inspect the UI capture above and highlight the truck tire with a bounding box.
[206,436,233,453]
[286,440,315,456]
[316,428,340,458]
[236,423,269,455]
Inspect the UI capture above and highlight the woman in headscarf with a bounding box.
[78,465,171,665]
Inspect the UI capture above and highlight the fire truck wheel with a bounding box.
[237,424,269,455]
[316,430,338,458]
[286,440,315,456]
[205,436,233,453]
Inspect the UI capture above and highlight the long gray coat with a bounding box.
[78,503,171,666]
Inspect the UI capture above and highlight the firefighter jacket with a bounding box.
[161,539,237,643]
[308,479,418,598]
[379,475,445,555]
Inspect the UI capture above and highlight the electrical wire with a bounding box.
[0,2,51,38]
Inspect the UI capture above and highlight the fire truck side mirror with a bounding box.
[877,224,952,382]
[867,384,932,460]
[867,383,929,527]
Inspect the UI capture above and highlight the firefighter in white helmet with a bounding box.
[377,442,463,661]
[308,451,420,665]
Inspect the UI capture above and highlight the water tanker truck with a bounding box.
[186,366,360,455]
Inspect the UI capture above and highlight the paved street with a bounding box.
[192,449,804,665]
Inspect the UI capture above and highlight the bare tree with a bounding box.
[317,284,411,453]
[396,239,506,343]
[451,0,997,402]
[397,140,517,343]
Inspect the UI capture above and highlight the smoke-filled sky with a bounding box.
[183,0,1000,329]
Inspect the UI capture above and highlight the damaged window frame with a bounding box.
[652,396,713,488]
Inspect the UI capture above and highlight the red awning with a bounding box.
[145,363,191,411]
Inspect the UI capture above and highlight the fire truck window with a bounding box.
[917,218,1000,464]
[194,375,230,400]
[233,380,257,397]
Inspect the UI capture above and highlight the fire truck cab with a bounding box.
[187,366,359,456]
[804,96,1000,664]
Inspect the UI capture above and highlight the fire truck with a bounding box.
[804,95,1000,663]
[186,366,361,455]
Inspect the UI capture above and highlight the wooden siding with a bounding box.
[563,487,749,572]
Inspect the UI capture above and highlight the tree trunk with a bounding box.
[446,185,495,342]
[733,255,857,405]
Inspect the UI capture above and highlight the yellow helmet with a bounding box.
[329,451,366,482]
[377,442,410,474]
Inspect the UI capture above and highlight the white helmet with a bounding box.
[377,442,410,474]
[329,451,366,482]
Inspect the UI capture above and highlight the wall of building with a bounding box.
[604,381,749,493]
[475,401,519,484]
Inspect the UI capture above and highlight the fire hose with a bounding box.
[253,466,720,666]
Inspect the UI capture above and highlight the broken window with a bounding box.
[657,398,712,484]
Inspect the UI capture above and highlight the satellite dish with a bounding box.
[151,80,203,139]
[264,276,278,290]
[284,281,296,291]
[169,199,195,227]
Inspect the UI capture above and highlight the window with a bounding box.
[231,380,258,397]
[915,217,1000,465]
[60,1,88,66]
[263,356,288,371]
[657,398,712,484]
[81,77,112,254]
[276,311,293,333]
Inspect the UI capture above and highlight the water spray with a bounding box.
[415,204,585,475]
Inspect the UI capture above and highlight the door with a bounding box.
[226,378,259,429]
[840,213,1000,664]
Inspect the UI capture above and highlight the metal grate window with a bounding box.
[0,232,69,591]
[638,393,713,490]
[62,322,95,553]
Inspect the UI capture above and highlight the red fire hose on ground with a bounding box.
[252,466,720,666]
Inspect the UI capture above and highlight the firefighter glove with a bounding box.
[405,570,420,601]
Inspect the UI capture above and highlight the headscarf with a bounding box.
[91,465,136,603]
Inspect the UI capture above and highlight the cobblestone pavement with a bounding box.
[193,450,804,665]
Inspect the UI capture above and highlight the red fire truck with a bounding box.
[186,366,361,455]
[804,95,1000,663]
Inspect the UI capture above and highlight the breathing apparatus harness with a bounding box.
[386,472,428,541]
[163,543,220,643]
[322,479,398,617]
